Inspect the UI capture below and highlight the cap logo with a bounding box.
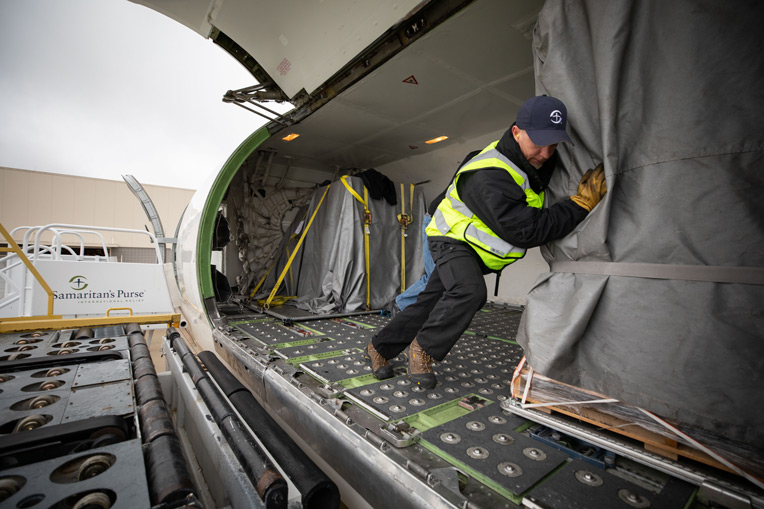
[550,110,563,124]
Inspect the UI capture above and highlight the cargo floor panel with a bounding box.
[345,377,455,421]
[276,337,364,361]
[526,458,697,509]
[292,318,377,338]
[290,306,524,414]
[235,318,328,345]
[296,339,405,383]
[299,351,406,384]
[463,304,523,340]
[420,404,569,497]
[339,313,393,329]
[264,303,382,322]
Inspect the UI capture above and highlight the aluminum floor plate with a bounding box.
[263,303,382,322]
[420,404,568,496]
[527,458,696,509]
[234,318,322,346]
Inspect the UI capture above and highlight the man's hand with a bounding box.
[570,163,607,212]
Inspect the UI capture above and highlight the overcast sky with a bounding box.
[0,0,288,190]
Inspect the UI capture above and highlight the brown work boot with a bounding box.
[407,338,437,389]
[364,341,393,380]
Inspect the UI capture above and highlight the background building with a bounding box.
[0,166,194,263]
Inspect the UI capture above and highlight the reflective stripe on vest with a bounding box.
[426,141,544,270]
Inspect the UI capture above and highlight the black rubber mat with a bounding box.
[527,458,696,509]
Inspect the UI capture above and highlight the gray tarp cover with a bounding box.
[517,0,764,448]
[268,176,426,313]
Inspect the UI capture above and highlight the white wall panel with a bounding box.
[1,170,28,236]
[26,171,53,229]
[94,179,118,240]
[72,178,97,227]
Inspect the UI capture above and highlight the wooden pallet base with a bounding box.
[510,366,760,476]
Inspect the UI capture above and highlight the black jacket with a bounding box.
[431,125,587,269]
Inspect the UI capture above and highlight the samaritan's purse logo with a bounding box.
[55,276,146,302]
[69,275,88,290]
[550,110,563,124]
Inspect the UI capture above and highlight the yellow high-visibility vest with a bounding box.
[425,141,544,270]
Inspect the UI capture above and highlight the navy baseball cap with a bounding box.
[516,95,573,146]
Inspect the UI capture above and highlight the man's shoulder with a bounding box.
[462,167,518,186]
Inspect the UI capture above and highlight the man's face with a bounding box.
[513,126,557,169]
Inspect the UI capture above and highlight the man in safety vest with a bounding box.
[364,95,607,389]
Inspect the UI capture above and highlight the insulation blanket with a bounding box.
[517,0,764,449]
[282,177,426,313]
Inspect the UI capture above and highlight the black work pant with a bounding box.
[372,242,487,361]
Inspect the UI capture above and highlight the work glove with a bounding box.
[570,163,607,212]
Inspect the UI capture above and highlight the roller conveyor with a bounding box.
[0,325,200,508]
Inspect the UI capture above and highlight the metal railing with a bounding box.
[0,222,57,317]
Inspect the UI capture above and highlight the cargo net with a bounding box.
[224,153,314,299]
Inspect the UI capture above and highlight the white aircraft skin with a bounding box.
[137,1,763,507]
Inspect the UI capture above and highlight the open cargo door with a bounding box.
[129,0,426,100]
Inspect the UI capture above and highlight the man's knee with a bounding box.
[459,282,487,309]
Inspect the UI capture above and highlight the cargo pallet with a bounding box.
[509,365,764,482]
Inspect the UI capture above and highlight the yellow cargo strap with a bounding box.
[249,233,298,299]
[285,242,296,291]
[257,295,295,307]
[340,175,371,310]
[396,183,415,291]
[264,184,331,308]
